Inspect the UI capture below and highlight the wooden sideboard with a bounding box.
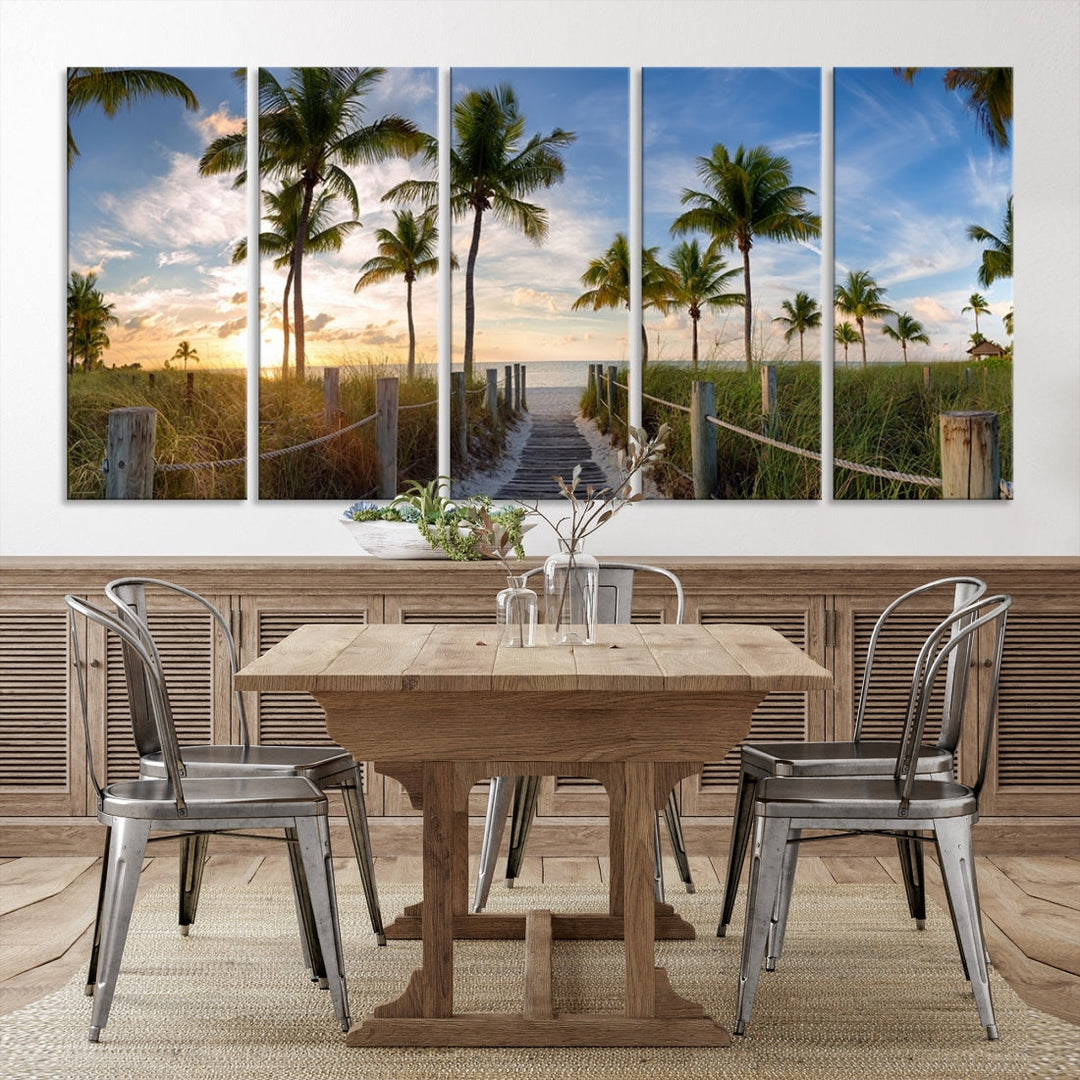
[2,556,1077,855]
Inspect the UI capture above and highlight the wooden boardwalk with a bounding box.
[496,391,616,500]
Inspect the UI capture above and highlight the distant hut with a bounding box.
[967,339,1006,358]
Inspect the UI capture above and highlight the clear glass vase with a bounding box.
[497,574,538,648]
[543,542,599,645]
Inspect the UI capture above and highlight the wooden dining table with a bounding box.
[234,621,831,1047]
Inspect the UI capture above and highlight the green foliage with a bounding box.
[833,361,1012,499]
[586,360,1010,501]
[67,369,246,499]
[258,362,440,499]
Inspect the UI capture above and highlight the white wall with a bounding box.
[2,0,1077,558]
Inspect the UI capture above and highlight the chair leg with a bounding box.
[719,768,759,936]
[934,817,997,1040]
[85,825,111,995]
[663,790,695,894]
[896,831,927,929]
[295,816,351,1033]
[653,812,665,903]
[473,775,515,913]
[734,814,790,1037]
[765,828,801,971]
[178,832,209,936]
[88,817,151,1042]
[505,775,541,887]
[285,826,325,985]
[339,767,386,944]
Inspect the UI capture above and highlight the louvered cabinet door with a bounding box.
[978,605,1080,816]
[678,595,828,816]
[239,593,383,815]
[103,591,232,783]
[0,591,86,815]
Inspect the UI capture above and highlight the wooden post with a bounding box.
[451,371,467,464]
[505,365,513,414]
[520,365,527,411]
[185,371,195,411]
[760,364,777,431]
[939,410,1000,499]
[587,364,596,396]
[323,366,340,426]
[606,365,618,431]
[923,366,932,390]
[376,376,399,499]
[486,368,499,423]
[691,381,718,500]
[106,407,156,499]
[148,372,155,388]
[965,367,973,385]
[513,363,521,412]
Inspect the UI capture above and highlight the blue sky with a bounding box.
[835,67,1013,363]
[450,67,630,366]
[68,67,248,369]
[644,67,823,364]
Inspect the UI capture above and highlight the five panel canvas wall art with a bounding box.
[67,66,1012,503]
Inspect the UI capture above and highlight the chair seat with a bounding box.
[744,740,953,777]
[140,743,354,779]
[100,776,327,820]
[755,775,977,820]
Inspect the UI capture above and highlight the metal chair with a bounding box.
[718,576,987,938]
[734,592,1011,1041]
[66,595,350,1043]
[95,577,383,953]
[473,562,693,912]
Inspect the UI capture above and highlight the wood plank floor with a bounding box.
[1,854,1077,1028]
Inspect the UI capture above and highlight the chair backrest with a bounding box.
[895,592,1011,813]
[104,577,249,755]
[66,594,189,814]
[523,562,684,625]
[855,576,987,751]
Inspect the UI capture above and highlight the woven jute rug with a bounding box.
[3,880,1076,1079]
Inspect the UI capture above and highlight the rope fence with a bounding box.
[103,369,512,499]
[590,367,1011,501]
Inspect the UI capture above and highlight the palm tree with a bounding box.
[834,269,895,367]
[772,291,821,363]
[834,321,860,366]
[354,210,453,378]
[967,196,1013,288]
[67,67,199,168]
[570,235,671,370]
[670,143,820,370]
[234,186,359,377]
[386,84,574,382]
[881,312,930,364]
[202,68,422,379]
[67,271,118,374]
[664,240,743,369]
[171,341,200,371]
[896,68,1012,150]
[961,292,992,337]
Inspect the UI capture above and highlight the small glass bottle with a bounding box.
[497,574,538,648]
[543,541,599,646]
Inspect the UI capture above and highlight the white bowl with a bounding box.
[340,518,446,559]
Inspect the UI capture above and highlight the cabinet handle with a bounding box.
[89,658,101,669]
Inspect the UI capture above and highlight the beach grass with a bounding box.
[580,358,1011,500]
